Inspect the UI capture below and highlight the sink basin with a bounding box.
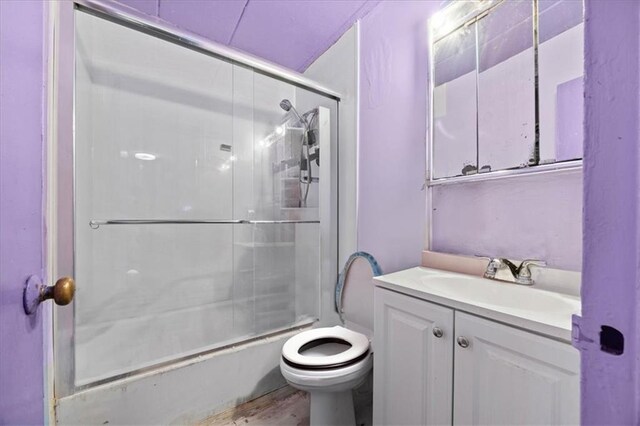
[374,267,581,341]
[419,274,579,314]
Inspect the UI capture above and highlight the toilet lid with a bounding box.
[335,252,382,336]
[282,326,369,369]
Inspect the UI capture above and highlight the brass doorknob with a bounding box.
[23,275,75,315]
[47,277,75,305]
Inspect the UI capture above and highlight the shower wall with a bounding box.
[304,24,359,268]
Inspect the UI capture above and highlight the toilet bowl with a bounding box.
[280,253,381,425]
[280,325,372,425]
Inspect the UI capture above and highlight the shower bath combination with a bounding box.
[279,99,319,207]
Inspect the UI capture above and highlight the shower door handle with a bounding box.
[23,275,75,315]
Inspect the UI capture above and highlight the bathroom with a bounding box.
[0,0,638,425]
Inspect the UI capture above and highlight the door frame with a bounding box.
[45,0,76,408]
[44,1,57,421]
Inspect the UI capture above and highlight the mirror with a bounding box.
[430,0,583,181]
[538,0,584,163]
[477,0,536,172]
[433,24,478,178]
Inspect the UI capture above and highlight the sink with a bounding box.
[373,267,581,341]
[418,274,579,314]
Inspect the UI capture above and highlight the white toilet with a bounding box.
[280,253,379,425]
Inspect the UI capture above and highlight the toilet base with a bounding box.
[279,350,373,426]
[310,390,355,426]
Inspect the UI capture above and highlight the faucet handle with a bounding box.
[516,259,546,285]
[483,257,506,278]
[475,255,497,278]
[519,259,546,269]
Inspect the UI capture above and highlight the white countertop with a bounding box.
[374,267,581,342]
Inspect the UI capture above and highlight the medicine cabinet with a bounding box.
[431,0,584,180]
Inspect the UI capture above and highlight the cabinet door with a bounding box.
[453,312,579,425]
[373,288,454,426]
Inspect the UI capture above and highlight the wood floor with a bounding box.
[199,372,372,426]
[199,387,310,426]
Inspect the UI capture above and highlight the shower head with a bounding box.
[279,99,306,127]
[279,99,293,111]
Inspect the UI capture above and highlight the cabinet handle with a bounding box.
[457,336,470,348]
[432,327,444,338]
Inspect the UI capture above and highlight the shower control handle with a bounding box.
[457,336,470,348]
[432,327,444,338]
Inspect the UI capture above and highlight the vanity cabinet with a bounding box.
[373,287,580,426]
[373,288,454,426]
[454,312,579,425]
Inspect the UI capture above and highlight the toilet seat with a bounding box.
[282,326,369,369]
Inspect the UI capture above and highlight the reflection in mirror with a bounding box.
[538,0,584,163]
[433,24,478,178]
[477,0,536,173]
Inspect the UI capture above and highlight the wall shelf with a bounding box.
[427,160,582,187]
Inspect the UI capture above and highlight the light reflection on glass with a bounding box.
[134,152,156,161]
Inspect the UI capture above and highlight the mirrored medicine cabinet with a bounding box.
[430,0,584,181]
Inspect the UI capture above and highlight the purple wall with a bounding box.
[432,171,583,271]
[358,0,439,273]
[579,0,640,423]
[0,1,46,424]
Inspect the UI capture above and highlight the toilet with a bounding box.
[280,253,381,425]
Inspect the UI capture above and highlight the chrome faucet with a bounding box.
[483,258,546,285]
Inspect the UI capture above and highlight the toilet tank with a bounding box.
[339,254,380,342]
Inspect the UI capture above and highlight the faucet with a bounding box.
[483,258,546,285]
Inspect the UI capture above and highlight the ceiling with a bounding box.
[116,0,380,72]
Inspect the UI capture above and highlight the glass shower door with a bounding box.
[74,10,236,386]
[67,8,329,392]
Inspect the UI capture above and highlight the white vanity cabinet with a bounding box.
[373,287,580,426]
[373,288,454,426]
[454,312,580,425]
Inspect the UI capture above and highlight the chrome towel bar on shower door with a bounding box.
[88,219,321,229]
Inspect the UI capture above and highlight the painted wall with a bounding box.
[578,0,640,423]
[115,0,378,72]
[0,1,46,424]
[358,0,440,273]
[431,171,583,271]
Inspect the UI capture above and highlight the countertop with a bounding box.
[374,266,581,343]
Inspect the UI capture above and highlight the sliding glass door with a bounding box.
[68,9,335,390]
